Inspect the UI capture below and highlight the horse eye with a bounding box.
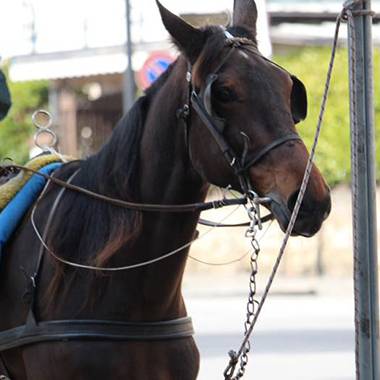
[214,86,237,102]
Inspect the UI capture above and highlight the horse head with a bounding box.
[157,0,331,237]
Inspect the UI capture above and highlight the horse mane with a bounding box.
[44,64,177,304]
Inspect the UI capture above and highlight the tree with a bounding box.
[0,68,48,164]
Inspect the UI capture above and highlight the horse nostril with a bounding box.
[287,190,300,212]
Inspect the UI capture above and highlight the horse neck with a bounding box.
[139,58,207,206]
[130,59,208,318]
[40,60,208,322]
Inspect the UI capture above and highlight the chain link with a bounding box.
[224,196,261,380]
[236,234,260,379]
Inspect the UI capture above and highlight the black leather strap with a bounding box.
[198,213,273,228]
[191,91,241,173]
[241,133,301,172]
[0,317,194,351]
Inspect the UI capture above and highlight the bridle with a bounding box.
[181,30,302,194]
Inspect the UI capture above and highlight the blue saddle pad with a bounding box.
[0,163,62,260]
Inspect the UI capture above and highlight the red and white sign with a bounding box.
[137,51,175,90]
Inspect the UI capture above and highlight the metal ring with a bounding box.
[34,129,58,150]
[32,109,53,130]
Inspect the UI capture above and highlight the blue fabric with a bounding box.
[0,163,62,257]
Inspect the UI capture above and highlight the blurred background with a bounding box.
[1,0,380,378]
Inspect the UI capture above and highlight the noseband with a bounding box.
[180,31,301,194]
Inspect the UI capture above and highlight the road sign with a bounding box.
[137,51,174,90]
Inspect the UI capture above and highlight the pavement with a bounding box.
[183,274,356,380]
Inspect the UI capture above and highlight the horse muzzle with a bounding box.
[268,188,331,237]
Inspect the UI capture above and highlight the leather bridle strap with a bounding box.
[2,164,248,213]
[191,90,241,173]
[240,133,301,173]
[192,89,302,176]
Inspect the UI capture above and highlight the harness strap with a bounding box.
[2,165,248,213]
[191,91,240,171]
[0,317,194,352]
[241,133,301,172]
[198,212,272,228]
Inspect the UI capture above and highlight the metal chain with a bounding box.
[236,235,260,378]
[224,5,349,379]
[224,196,262,379]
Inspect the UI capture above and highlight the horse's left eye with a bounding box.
[214,86,237,102]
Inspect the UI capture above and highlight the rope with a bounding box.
[224,6,347,378]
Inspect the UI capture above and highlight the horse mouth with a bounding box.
[267,192,329,238]
[269,197,295,235]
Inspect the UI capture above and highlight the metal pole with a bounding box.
[347,1,379,378]
[123,0,136,114]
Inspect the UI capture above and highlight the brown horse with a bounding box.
[0,1,331,379]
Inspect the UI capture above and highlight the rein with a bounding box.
[29,170,271,272]
[3,164,253,213]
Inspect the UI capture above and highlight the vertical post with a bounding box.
[58,89,78,156]
[316,229,325,276]
[347,0,379,379]
[123,0,136,114]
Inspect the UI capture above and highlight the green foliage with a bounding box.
[0,70,48,164]
[274,47,380,187]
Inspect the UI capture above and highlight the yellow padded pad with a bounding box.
[0,154,72,211]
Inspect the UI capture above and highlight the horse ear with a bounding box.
[291,75,308,124]
[156,1,205,64]
[233,0,258,36]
